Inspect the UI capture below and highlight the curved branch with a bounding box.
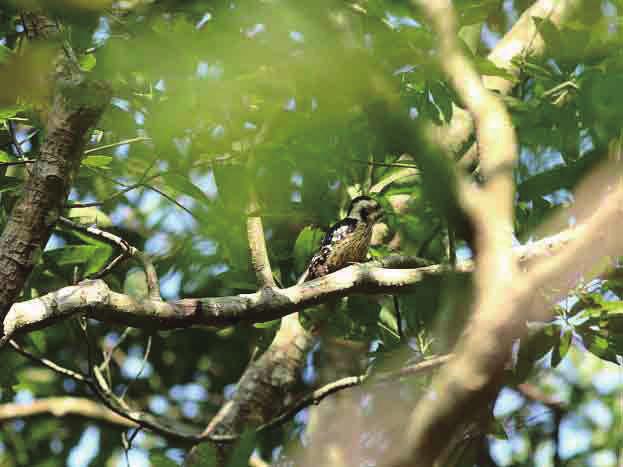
[58,217,161,299]
[3,231,578,344]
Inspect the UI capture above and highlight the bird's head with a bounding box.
[346,196,383,223]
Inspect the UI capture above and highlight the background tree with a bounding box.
[0,0,622,466]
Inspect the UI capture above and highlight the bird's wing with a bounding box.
[298,218,358,283]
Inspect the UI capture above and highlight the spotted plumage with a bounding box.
[299,196,383,283]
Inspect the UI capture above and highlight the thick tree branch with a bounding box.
[0,12,110,325]
[392,1,519,465]
[2,232,577,344]
[390,167,623,467]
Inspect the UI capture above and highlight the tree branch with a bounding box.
[2,230,578,345]
[58,217,161,299]
[0,12,110,325]
[246,196,276,289]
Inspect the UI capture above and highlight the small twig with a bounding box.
[393,295,403,339]
[370,164,419,194]
[542,80,578,99]
[207,354,452,442]
[17,129,39,148]
[65,183,145,209]
[7,121,24,158]
[6,328,203,443]
[99,327,132,386]
[120,334,153,400]
[0,160,36,167]
[144,184,196,218]
[447,221,456,267]
[58,217,161,300]
[89,253,127,280]
[353,159,418,169]
[6,336,450,445]
[83,136,150,155]
[9,339,88,382]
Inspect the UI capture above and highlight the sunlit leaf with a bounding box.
[81,155,112,168]
[226,430,256,467]
[79,53,96,72]
[43,245,99,266]
[66,207,112,227]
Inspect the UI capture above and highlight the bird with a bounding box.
[299,195,383,284]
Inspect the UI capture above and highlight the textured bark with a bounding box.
[185,314,313,466]
[21,12,59,40]
[0,14,110,324]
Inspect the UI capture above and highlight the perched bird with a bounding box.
[299,196,383,283]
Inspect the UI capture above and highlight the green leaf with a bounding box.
[124,268,149,300]
[66,207,113,228]
[28,331,47,353]
[0,357,19,402]
[582,332,617,363]
[253,318,281,329]
[457,0,497,26]
[473,57,517,82]
[379,306,400,338]
[551,330,572,367]
[515,325,558,380]
[0,44,11,63]
[226,430,256,467]
[532,16,562,55]
[84,245,114,275]
[82,155,112,168]
[43,245,99,267]
[79,53,97,72]
[162,172,210,205]
[429,81,453,124]
[192,443,218,466]
[150,452,178,467]
[0,176,23,193]
[0,104,26,121]
[0,150,11,162]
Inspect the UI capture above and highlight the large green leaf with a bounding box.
[81,155,112,168]
[161,172,210,205]
[43,245,112,275]
[226,430,256,467]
